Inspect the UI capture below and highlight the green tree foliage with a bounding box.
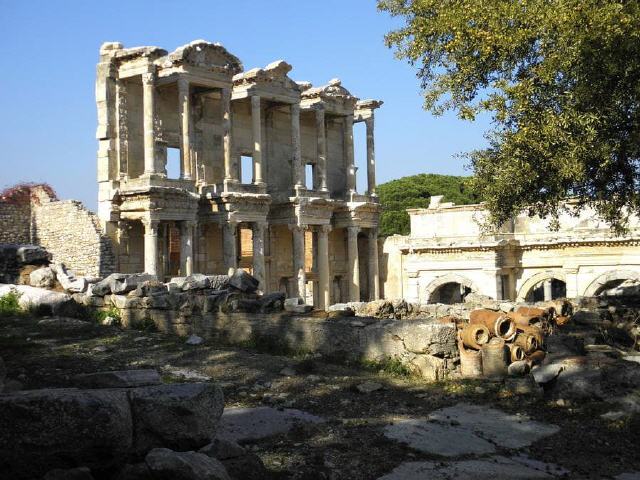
[379,0,640,232]
[378,174,479,236]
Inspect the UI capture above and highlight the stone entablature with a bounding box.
[96,40,383,309]
[382,198,640,304]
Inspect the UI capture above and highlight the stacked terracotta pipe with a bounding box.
[455,301,571,379]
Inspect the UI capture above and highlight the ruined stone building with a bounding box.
[382,196,640,303]
[95,40,382,308]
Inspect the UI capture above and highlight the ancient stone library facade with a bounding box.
[96,40,382,308]
[2,40,640,307]
[381,196,640,304]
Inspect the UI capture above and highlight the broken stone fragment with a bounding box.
[228,268,259,293]
[16,245,49,264]
[128,382,224,455]
[130,279,167,297]
[200,439,268,480]
[207,274,230,291]
[92,273,156,296]
[258,292,285,312]
[182,274,211,291]
[29,266,56,288]
[145,448,231,480]
[186,334,205,345]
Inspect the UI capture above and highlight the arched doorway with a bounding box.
[583,270,640,297]
[517,271,567,302]
[422,274,479,304]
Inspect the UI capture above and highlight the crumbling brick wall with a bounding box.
[0,202,31,244]
[32,199,116,277]
[1,185,116,278]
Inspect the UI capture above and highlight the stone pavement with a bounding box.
[380,403,566,479]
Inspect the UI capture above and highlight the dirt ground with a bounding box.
[1,313,639,480]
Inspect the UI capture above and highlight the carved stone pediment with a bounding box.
[233,60,301,93]
[161,40,242,74]
[302,78,358,102]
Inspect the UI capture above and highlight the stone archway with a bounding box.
[582,269,640,297]
[422,273,479,304]
[517,271,567,302]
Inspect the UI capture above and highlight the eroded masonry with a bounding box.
[96,41,382,308]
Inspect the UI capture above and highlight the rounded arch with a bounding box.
[582,269,640,297]
[422,273,480,304]
[517,271,567,302]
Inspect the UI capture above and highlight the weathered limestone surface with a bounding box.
[0,382,225,479]
[0,388,133,476]
[128,382,224,455]
[382,199,640,304]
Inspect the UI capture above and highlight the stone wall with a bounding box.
[0,200,31,244]
[383,200,640,303]
[1,185,116,278]
[32,199,116,277]
[107,301,458,381]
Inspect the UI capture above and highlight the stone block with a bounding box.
[16,245,48,264]
[30,266,55,288]
[207,275,230,291]
[0,388,132,478]
[409,354,447,381]
[145,448,230,480]
[127,382,224,455]
[182,274,211,291]
[228,268,259,293]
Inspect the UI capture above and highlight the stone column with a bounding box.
[344,114,356,194]
[222,221,238,275]
[116,220,129,271]
[368,228,380,300]
[315,106,328,192]
[291,225,306,301]
[180,221,194,276]
[115,79,128,179]
[252,222,267,292]
[543,279,553,301]
[365,116,376,196]
[222,88,235,187]
[143,219,159,276]
[251,95,263,185]
[317,225,331,310]
[142,71,157,175]
[291,103,304,193]
[347,226,360,302]
[178,78,192,180]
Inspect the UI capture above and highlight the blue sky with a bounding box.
[0,0,490,209]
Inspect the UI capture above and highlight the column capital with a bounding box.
[347,225,360,237]
[367,227,378,239]
[180,219,197,230]
[142,217,159,227]
[318,224,332,234]
[141,70,156,85]
[253,220,268,231]
[288,223,306,232]
[177,76,190,91]
[251,95,261,107]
